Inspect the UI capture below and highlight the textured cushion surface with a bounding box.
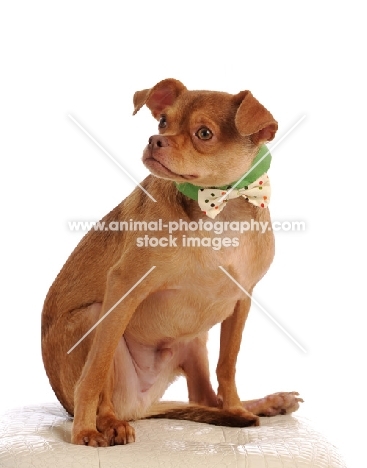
[0,403,346,468]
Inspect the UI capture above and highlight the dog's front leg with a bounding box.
[71,258,158,446]
[216,297,256,418]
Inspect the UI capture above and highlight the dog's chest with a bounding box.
[126,221,274,344]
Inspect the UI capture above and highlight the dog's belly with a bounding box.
[112,286,240,420]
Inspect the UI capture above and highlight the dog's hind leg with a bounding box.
[242,392,303,416]
[180,333,218,407]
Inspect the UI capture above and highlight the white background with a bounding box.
[1,1,366,466]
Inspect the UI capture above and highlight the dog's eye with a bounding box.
[159,116,167,129]
[196,127,213,140]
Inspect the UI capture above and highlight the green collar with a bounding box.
[175,145,271,201]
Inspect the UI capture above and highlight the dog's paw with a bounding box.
[262,391,304,415]
[97,415,135,445]
[243,391,304,417]
[71,429,109,447]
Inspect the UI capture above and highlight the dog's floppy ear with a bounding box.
[133,78,187,118]
[234,91,278,144]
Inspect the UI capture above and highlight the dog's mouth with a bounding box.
[143,155,197,181]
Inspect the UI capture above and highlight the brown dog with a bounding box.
[41,78,302,447]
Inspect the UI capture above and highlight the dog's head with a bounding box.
[133,79,277,187]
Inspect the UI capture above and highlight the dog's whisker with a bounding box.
[218,266,307,354]
[68,114,157,203]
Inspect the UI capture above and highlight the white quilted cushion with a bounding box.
[0,403,346,468]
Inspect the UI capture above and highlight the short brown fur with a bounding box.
[41,79,302,447]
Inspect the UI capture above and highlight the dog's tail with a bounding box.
[144,401,259,427]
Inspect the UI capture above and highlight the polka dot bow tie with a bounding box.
[197,174,271,219]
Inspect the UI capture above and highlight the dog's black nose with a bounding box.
[148,135,168,148]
